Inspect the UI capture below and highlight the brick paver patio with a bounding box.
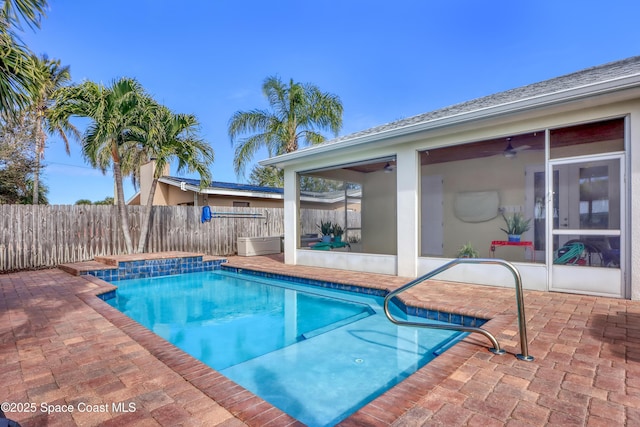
[1,253,639,426]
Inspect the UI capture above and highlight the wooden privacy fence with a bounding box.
[0,205,283,271]
[0,204,361,271]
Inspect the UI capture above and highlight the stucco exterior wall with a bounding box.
[165,185,197,205]
[629,107,640,300]
[203,195,283,208]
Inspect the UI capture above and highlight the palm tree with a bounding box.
[19,178,47,204]
[29,55,79,204]
[0,0,48,115]
[228,75,343,177]
[248,164,283,187]
[52,77,148,253]
[128,103,214,253]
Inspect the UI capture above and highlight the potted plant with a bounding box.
[457,242,479,258]
[317,220,333,243]
[500,213,531,242]
[331,224,344,243]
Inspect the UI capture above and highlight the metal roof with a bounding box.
[161,176,284,194]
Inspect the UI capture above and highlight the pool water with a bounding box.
[106,270,467,426]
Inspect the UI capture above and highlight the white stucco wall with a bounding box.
[296,250,398,275]
[629,107,640,300]
[283,168,298,266]
[417,257,548,291]
[396,148,420,277]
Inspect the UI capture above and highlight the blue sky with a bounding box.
[21,0,640,204]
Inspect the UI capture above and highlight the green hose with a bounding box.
[554,242,585,265]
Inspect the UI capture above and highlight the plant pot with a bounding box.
[333,235,342,243]
[508,234,521,243]
[322,235,331,243]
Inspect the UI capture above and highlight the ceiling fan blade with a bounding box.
[512,144,531,152]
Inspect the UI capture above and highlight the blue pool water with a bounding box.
[106,270,467,426]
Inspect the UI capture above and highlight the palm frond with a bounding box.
[1,0,47,33]
[262,75,287,112]
[299,130,326,145]
[0,33,40,114]
[228,109,273,142]
[233,132,270,176]
[228,75,344,177]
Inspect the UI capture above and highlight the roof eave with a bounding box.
[158,177,284,200]
[158,177,200,193]
[199,188,283,199]
[260,74,640,168]
[126,191,141,205]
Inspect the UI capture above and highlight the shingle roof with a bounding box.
[319,55,640,147]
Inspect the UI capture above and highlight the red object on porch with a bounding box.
[490,240,535,262]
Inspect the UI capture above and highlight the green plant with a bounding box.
[457,242,479,258]
[331,224,344,237]
[317,220,333,235]
[500,213,531,235]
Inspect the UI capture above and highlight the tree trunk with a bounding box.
[136,177,158,253]
[33,146,40,205]
[32,117,44,205]
[113,160,134,254]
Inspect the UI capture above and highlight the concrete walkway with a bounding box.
[1,253,639,426]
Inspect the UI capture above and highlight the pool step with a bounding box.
[432,331,466,356]
[299,309,374,341]
[59,260,116,276]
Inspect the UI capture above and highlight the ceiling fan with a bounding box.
[502,137,530,158]
[383,161,396,173]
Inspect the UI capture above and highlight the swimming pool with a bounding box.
[105,269,469,426]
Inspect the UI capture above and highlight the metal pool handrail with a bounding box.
[383,258,534,361]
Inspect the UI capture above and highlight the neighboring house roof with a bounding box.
[261,55,640,166]
[157,176,361,204]
[126,177,285,205]
[160,176,284,198]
